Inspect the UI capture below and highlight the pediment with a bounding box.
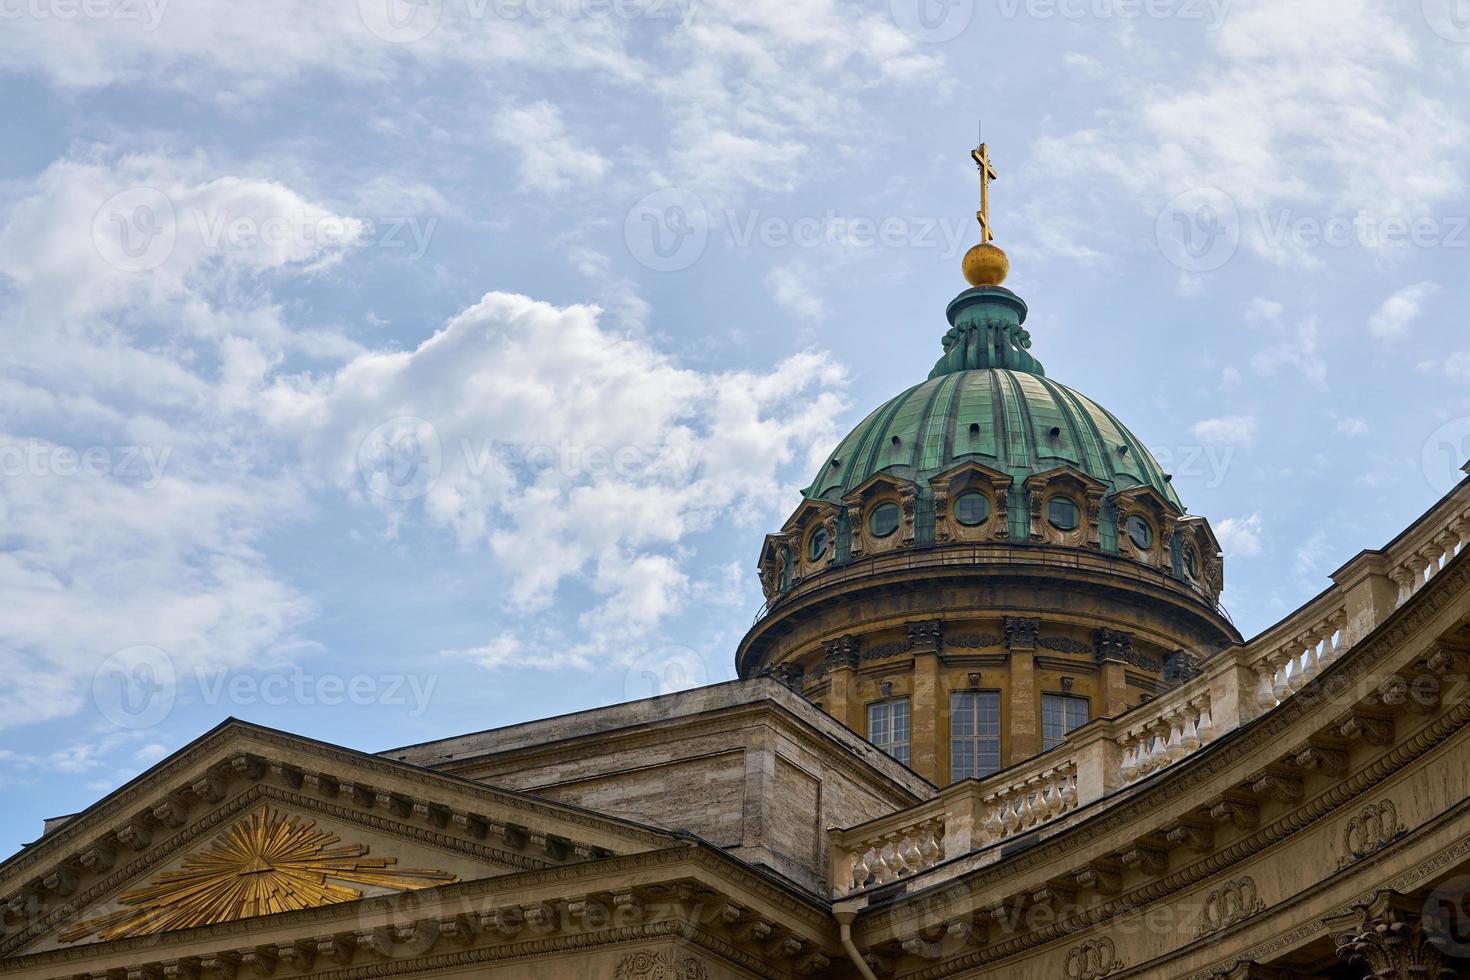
[928,459,1013,491]
[0,720,678,958]
[1022,464,1108,496]
[841,470,914,505]
[778,498,839,537]
[1110,482,1182,519]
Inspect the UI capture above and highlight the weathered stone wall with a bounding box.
[385,679,932,895]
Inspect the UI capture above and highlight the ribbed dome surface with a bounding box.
[804,368,1182,510]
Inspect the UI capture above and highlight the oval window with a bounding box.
[1126,514,1153,550]
[807,525,830,561]
[1046,497,1080,531]
[869,502,902,538]
[954,491,991,527]
[1184,546,1200,580]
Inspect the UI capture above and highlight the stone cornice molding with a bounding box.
[0,724,678,891]
[854,553,1470,960]
[434,698,930,809]
[0,844,839,980]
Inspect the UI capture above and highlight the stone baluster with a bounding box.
[1180,701,1202,754]
[1164,711,1186,763]
[1042,779,1060,818]
[920,825,942,868]
[1001,794,1020,836]
[851,849,871,891]
[1118,735,1138,783]
[1389,566,1415,607]
[1060,770,1077,811]
[984,800,1003,843]
[1421,543,1446,583]
[1270,651,1294,703]
[1305,631,1328,687]
[1192,695,1214,745]
[1326,611,1346,665]
[1254,659,1277,710]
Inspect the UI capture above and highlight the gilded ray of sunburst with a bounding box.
[60,805,458,943]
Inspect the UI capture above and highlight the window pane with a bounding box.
[868,698,911,766]
[950,691,1001,781]
[1042,694,1089,750]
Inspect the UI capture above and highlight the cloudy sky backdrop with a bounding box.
[1,0,1468,857]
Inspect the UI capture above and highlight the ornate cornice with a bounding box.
[438,699,928,810]
[0,837,839,975]
[863,553,1470,974]
[1,784,552,958]
[0,724,677,890]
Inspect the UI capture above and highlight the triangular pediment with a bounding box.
[0,720,679,958]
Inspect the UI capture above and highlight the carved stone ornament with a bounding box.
[1064,936,1123,980]
[1340,799,1404,867]
[614,949,711,980]
[1005,616,1040,649]
[1197,877,1266,937]
[1324,889,1451,980]
[58,805,458,943]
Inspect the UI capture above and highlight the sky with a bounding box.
[1,0,1469,859]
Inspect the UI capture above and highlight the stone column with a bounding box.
[1324,890,1451,980]
[823,636,862,733]
[1099,659,1129,715]
[1005,617,1041,764]
[908,620,944,784]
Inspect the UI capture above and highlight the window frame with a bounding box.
[806,524,830,561]
[1046,495,1081,531]
[866,696,911,766]
[953,490,992,527]
[1125,513,1154,550]
[1041,692,1091,751]
[869,501,902,538]
[949,689,1002,781]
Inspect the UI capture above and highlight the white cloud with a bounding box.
[1294,528,1333,582]
[1447,352,1470,383]
[0,152,340,730]
[1192,415,1258,447]
[1243,300,1327,388]
[263,290,848,669]
[766,264,826,323]
[1335,416,1370,437]
[1367,282,1440,339]
[1216,513,1265,559]
[1028,0,1469,267]
[493,102,609,194]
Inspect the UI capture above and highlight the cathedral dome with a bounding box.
[805,368,1180,514]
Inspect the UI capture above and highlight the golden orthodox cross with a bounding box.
[971,141,998,243]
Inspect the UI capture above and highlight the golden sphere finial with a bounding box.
[963,241,1009,287]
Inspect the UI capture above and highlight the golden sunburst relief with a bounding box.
[60,805,459,943]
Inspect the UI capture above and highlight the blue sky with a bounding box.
[1,0,1468,858]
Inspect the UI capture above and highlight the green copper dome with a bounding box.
[803,285,1182,532]
[804,369,1181,508]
